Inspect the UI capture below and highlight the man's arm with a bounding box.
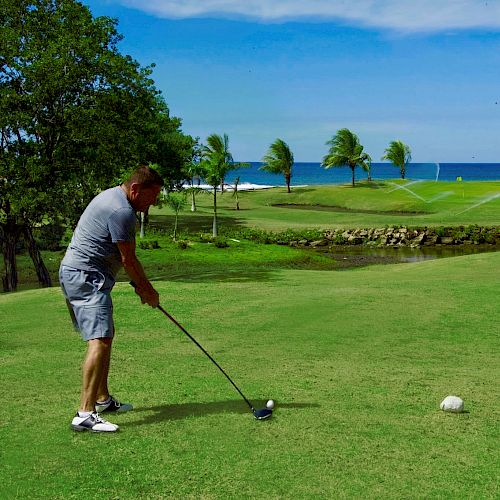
[117,240,159,308]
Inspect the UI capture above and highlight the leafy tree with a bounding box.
[260,138,294,193]
[322,128,372,187]
[381,140,412,179]
[152,126,196,191]
[0,0,190,291]
[164,191,187,241]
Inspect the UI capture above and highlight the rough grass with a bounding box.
[1,252,499,498]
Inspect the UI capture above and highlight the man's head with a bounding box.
[122,165,164,212]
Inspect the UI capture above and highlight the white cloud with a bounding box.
[118,0,500,32]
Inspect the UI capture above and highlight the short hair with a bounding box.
[123,165,164,189]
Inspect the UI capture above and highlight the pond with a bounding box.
[314,244,500,269]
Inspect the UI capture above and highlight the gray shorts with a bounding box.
[59,265,115,341]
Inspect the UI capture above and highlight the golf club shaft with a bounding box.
[129,282,255,411]
[156,305,255,412]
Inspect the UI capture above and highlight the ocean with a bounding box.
[225,162,500,187]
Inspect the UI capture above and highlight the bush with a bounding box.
[333,233,347,245]
[213,237,229,248]
[177,240,189,249]
[138,240,160,250]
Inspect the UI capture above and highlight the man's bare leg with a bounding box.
[79,338,113,412]
[96,339,113,403]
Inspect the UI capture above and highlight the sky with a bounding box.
[81,0,500,162]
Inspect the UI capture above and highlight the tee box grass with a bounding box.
[1,251,499,498]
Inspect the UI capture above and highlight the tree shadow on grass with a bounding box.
[149,214,246,233]
[151,270,278,283]
[122,400,320,426]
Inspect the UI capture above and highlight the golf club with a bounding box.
[130,282,272,420]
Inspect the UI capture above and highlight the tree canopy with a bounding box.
[0,0,193,290]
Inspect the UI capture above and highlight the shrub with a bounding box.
[435,227,446,237]
[177,240,189,249]
[333,233,347,245]
[214,237,229,248]
[138,240,160,250]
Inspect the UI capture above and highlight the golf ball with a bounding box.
[266,399,275,410]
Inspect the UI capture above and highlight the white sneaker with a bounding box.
[96,395,133,413]
[71,411,119,432]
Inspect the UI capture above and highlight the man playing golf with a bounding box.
[59,165,163,432]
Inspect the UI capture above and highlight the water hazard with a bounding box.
[315,243,499,269]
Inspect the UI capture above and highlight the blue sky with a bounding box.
[82,1,500,162]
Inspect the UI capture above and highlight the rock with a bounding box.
[440,396,464,413]
[348,235,363,244]
[310,239,328,247]
[414,233,426,245]
[441,237,454,245]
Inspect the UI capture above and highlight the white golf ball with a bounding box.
[266,399,275,410]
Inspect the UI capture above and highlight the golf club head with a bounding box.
[253,408,273,420]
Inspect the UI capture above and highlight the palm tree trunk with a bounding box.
[140,212,145,238]
[351,165,355,187]
[285,173,291,193]
[190,180,196,212]
[173,213,178,241]
[401,166,405,179]
[212,187,218,237]
[191,190,196,212]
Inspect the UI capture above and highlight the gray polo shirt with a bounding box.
[61,186,137,279]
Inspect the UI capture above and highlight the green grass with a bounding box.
[1,252,499,498]
[154,180,500,232]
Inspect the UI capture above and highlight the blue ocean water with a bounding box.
[226,162,500,187]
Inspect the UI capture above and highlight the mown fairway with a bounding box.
[154,180,500,232]
[1,251,499,498]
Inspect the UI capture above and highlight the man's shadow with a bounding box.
[121,400,319,427]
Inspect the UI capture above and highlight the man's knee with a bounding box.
[87,337,113,354]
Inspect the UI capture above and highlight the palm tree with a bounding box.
[381,140,412,179]
[201,133,235,237]
[165,191,187,241]
[260,138,294,193]
[322,128,372,187]
[183,162,205,212]
[182,139,204,212]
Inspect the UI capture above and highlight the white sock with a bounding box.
[78,411,92,418]
[97,397,111,405]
